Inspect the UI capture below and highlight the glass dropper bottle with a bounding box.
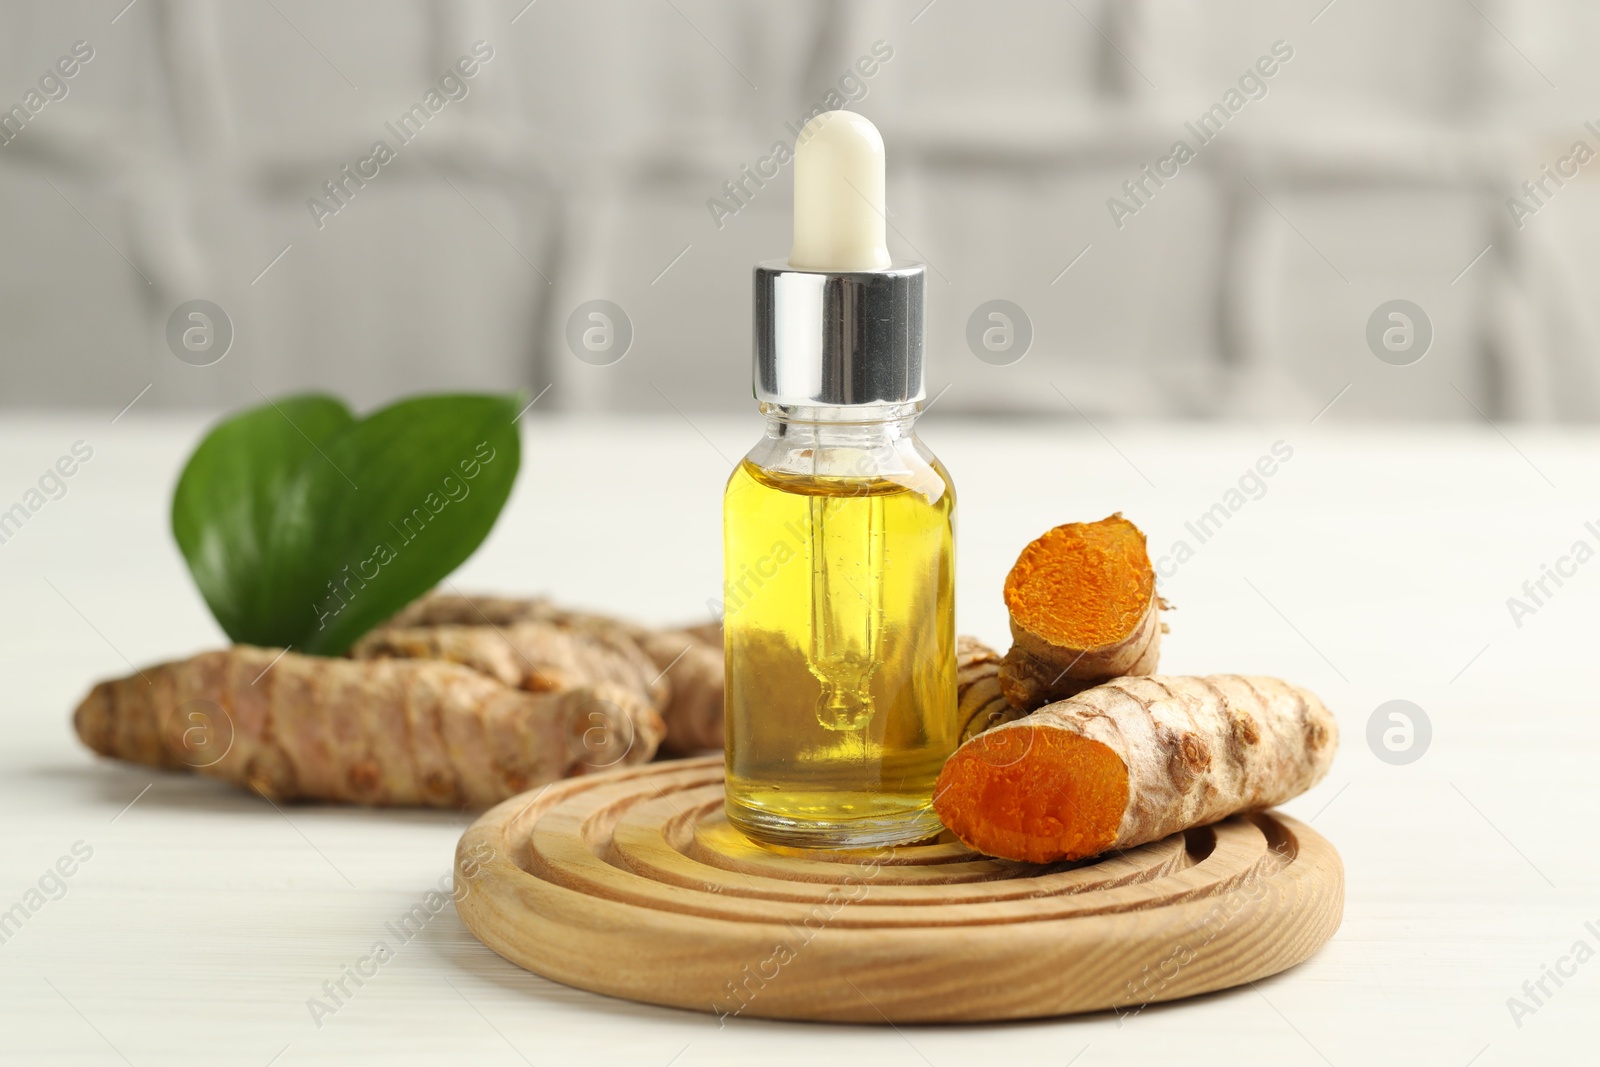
[722,111,958,849]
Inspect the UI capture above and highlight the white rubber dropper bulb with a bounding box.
[787,111,892,272]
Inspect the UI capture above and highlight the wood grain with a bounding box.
[454,756,1343,1023]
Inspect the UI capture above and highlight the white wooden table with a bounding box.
[2,412,1593,1065]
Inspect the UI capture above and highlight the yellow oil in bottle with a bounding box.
[722,457,957,848]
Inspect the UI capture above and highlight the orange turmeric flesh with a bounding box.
[934,726,1128,864]
[936,675,1339,864]
[1003,514,1155,650]
[998,514,1163,711]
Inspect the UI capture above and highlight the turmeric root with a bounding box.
[351,619,668,711]
[934,675,1336,863]
[624,627,725,754]
[73,647,663,809]
[529,603,723,754]
[955,636,1026,742]
[380,596,1029,754]
[383,594,550,629]
[998,514,1163,711]
[378,593,725,754]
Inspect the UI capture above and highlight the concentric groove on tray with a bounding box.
[456,755,1344,1022]
[512,759,1288,927]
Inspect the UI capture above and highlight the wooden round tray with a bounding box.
[454,756,1342,1023]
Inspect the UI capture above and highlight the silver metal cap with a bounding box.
[753,261,925,406]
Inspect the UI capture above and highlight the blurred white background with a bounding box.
[3,0,1600,419]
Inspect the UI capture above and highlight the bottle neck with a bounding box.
[760,401,921,437]
[746,401,941,491]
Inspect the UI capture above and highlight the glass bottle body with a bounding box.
[722,404,957,848]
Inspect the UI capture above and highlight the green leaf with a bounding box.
[274,394,523,655]
[173,392,523,656]
[173,394,355,646]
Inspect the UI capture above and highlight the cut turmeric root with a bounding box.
[934,675,1337,863]
[73,647,663,809]
[998,513,1163,711]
